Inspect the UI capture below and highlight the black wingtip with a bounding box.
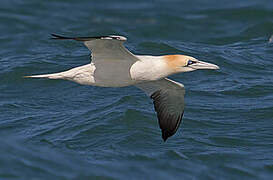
[51,34,73,40]
[162,130,172,142]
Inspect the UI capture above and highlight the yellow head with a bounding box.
[163,54,219,74]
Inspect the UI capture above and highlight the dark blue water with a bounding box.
[1,0,273,179]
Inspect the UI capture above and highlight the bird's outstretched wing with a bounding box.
[136,78,185,141]
[51,34,140,63]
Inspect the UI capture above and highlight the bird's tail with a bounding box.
[24,72,66,79]
[24,64,91,80]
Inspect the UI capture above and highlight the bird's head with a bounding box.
[163,55,219,74]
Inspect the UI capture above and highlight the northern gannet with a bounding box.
[26,34,219,141]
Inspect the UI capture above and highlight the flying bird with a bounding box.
[26,34,219,141]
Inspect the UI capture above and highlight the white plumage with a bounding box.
[26,34,219,141]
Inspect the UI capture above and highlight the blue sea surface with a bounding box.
[1,0,273,179]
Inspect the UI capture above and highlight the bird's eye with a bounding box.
[187,60,196,66]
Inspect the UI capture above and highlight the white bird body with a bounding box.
[31,55,173,87]
[26,34,219,141]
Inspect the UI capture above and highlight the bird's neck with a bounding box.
[130,55,173,81]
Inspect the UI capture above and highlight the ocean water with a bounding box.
[1,0,273,179]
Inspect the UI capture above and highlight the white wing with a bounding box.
[51,34,139,63]
[136,78,185,141]
[51,34,140,86]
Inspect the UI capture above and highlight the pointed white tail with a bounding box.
[24,72,65,79]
